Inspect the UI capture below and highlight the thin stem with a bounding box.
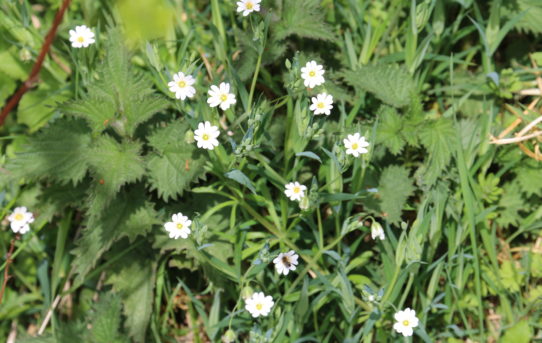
[247,51,263,114]
[0,235,20,304]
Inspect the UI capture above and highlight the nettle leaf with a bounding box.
[502,0,542,34]
[73,187,158,281]
[106,246,156,343]
[89,293,129,343]
[341,64,416,108]
[274,0,335,41]
[516,160,542,196]
[87,136,145,215]
[378,165,415,223]
[4,118,92,184]
[376,106,405,155]
[418,118,456,186]
[146,121,206,201]
[496,181,526,228]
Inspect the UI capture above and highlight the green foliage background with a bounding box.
[1,0,542,342]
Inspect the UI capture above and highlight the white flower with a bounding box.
[343,133,370,157]
[164,213,192,239]
[245,292,274,318]
[69,25,95,48]
[194,121,220,150]
[300,60,325,88]
[207,82,237,110]
[284,182,307,201]
[273,250,299,275]
[309,92,333,115]
[371,222,385,241]
[236,0,261,16]
[7,207,34,234]
[393,308,419,337]
[168,72,196,100]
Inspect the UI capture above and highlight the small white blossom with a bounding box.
[236,0,261,16]
[207,82,237,110]
[393,308,419,337]
[7,207,34,234]
[245,292,274,318]
[284,182,307,201]
[69,25,95,48]
[273,250,299,275]
[371,222,385,241]
[164,213,192,239]
[168,72,196,100]
[309,92,333,115]
[300,61,325,88]
[194,121,220,150]
[343,133,370,157]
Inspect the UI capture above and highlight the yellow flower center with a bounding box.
[246,2,253,9]
[220,94,228,102]
[176,223,183,229]
[202,134,209,141]
[177,80,186,88]
[309,71,316,77]
[402,320,410,326]
[255,303,263,310]
[293,186,301,194]
[317,102,325,109]
[77,36,85,43]
[14,213,24,221]
[352,143,359,150]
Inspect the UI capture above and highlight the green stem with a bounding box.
[247,51,263,113]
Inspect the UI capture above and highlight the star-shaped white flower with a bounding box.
[343,133,370,157]
[7,206,34,234]
[164,213,192,239]
[236,0,261,16]
[371,222,385,241]
[207,82,237,110]
[284,182,307,201]
[168,72,196,100]
[300,61,325,88]
[194,121,220,150]
[69,25,95,48]
[309,92,333,115]
[393,308,419,337]
[245,292,274,318]
[273,250,299,275]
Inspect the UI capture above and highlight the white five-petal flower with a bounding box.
[310,92,333,115]
[236,0,261,16]
[245,292,274,318]
[393,308,419,337]
[284,182,307,201]
[168,72,196,100]
[164,213,192,239]
[194,121,220,150]
[300,61,325,88]
[343,133,370,157]
[273,250,299,275]
[7,207,34,234]
[69,25,95,48]
[371,222,385,241]
[207,82,237,110]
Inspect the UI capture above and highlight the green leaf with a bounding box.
[378,165,415,223]
[376,106,406,155]
[341,64,416,108]
[106,246,156,343]
[5,118,92,184]
[418,118,456,186]
[501,319,532,343]
[89,293,129,343]
[146,121,207,201]
[516,160,542,196]
[225,169,256,194]
[496,181,525,228]
[274,0,335,41]
[502,0,542,34]
[18,88,70,132]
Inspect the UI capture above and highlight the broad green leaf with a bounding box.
[18,88,70,132]
[274,0,335,41]
[376,106,405,155]
[378,165,415,223]
[418,118,456,186]
[501,319,532,343]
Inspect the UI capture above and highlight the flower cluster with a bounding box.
[7,207,34,234]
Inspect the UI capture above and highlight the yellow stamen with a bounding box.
[255,303,263,310]
[293,186,301,194]
[352,143,358,150]
[77,36,84,43]
[14,213,24,221]
[177,80,186,88]
[220,94,228,102]
[309,71,316,77]
[317,102,325,109]
[402,320,409,326]
[176,223,183,229]
[202,134,209,141]
[246,2,253,9]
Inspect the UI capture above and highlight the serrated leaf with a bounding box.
[225,169,256,194]
[341,64,416,108]
[378,165,415,223]
[89,293,129,343]
[72,187,158,281]
[274,0,335,41]
[376,106,406,155]
[496,181,525,227]
[516,160,542,196]
[146,121,206,201]
[419,118,456,186]
[4,118,92,184]
[106,246,156,343]
[502,0,542,34]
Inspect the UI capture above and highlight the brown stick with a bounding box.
[0,234,20,304]
[0,0,72,126]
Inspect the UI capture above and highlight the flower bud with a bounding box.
[241,286,253,300]
[222,329,236,343]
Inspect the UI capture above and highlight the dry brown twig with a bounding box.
[0,235,20,305]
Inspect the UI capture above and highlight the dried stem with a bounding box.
[0,235,20,304]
